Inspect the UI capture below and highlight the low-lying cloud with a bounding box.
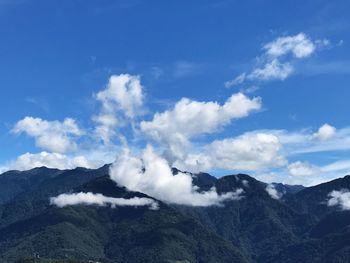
[109,145,244,206]
[265,184,282,199]
[327,189,350,210]
[50,192,159,210]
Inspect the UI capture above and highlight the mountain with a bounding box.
[286,175,350,217]
[0,165,109,228]
[0,167,62,204]
[271,183,305,195]
[270,175,350,263]
[1,167,350,263]
[177,174,308,263]
[0,169,249,263]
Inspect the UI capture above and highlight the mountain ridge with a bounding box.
[1,166,350,262]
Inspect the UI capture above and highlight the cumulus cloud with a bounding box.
[109,145,243,206]
[94,74,144,144]
[96,74,144,118]
[174,133,286,172]
[50,192,159,210]
[288,161,318,176]
[226,33,324,87]
[12,117,83,153]
[7,151,99,171]
[313,123,336,141]
[327,189,350,210]
[265,184,282,199]
[140,93,261,160]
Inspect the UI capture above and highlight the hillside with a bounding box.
[1,167,350,262]
[0,169,249,263]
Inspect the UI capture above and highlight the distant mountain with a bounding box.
[271,175,350,263]
[286,175,350,217]
[1,167,350,263]
[271,182,305,195]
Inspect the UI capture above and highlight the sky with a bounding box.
[1,0,350,187]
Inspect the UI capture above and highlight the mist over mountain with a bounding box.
[1,166,350,263]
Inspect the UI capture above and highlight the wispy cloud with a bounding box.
[225,33,328,88]
[172,61,204,78]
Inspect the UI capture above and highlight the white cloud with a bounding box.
[174,133,286,172]
[92,114,119,145]
[265,184,282,199]
[288,161,318,176]
[263,33,316,59]
[263,127,350,155]
[0,166,7,174]
[94,74,144,144]
[313,123,336,141]
[7,151,100,171]
[224,73,246,87]
[50,192,159,210]
[327,189,350,210]
[248,59,293,81]
[96,74,144,118]
[226,33,324,87]
[321,160,350,173]
[140,93,261,160]
[12,117,83,153]
[109,145,243,206]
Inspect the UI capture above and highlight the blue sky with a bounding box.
[1,0,350,186]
